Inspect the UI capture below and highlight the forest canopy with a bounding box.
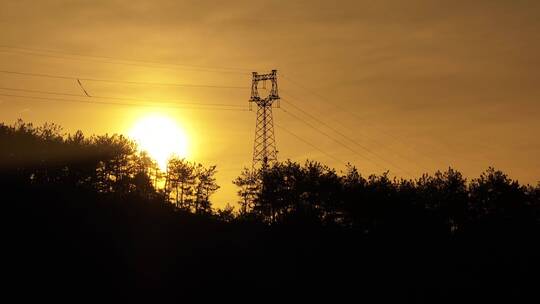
[1,119,539,234]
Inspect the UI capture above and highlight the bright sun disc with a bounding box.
[129,115,189,169]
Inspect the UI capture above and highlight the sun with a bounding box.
[129,114,189,170]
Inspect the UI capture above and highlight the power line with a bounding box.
[0,48,250,75]
[281,74,442,170]
[281,95,425,175]
[0,87,246,108]
[0,45,253,74]
[280,106,391,172]
[0,93,250,112]
[0,70,249,89]
[274,123,346,166]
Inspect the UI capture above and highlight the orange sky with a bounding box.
[1,0,539,207]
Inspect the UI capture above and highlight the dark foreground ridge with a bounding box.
[2,120,540,302]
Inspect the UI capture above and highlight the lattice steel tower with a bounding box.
[249,69,280,170]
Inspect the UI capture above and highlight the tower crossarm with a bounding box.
[250,69,280,105]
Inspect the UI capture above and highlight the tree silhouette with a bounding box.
[468,167,534,232]
[193,164,219,214]
[2,119,540,300]
[163,158,219,213]
[166,157,195,209]
[233,167,260,215]
[415,168,468,233]
[215,203,236,222]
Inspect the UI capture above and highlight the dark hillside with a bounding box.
[2,121,539,302]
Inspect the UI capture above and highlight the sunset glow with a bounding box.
[129,114,189,169]
[2,1,540,299]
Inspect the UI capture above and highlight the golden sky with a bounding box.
[1,0,539,207]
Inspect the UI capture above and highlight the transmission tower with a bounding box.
[249,69,280,171]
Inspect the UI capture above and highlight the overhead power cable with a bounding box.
[0,93,250,112]
[0,87,246,108]
[0,48,250,75]
[281,95,421,175]
[281,90,432,173]
[0,45,253,74]
[274,123,346,166]
[281,74,442,171]
[280,106,391,172]
[0,70,249,89]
